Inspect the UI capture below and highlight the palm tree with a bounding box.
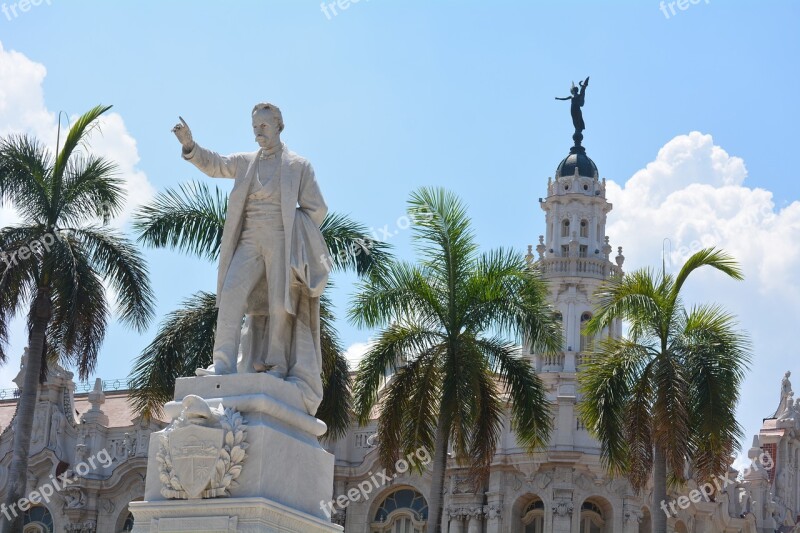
[127,182,390,439]
[350,187,562,533]
[578,248,750,533]
[0,105,154,532]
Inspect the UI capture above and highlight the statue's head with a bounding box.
[571,86,579,95]
[252,102,284,148]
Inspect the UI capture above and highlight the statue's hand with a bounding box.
[172,116,195,152]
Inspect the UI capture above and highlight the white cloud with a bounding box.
[0,41,154,226]
[80,112,156,225]
[0,42,53,141]
[0,41,156,384]
[344,341,373,367]
[605,131,800,450]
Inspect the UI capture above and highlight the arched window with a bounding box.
[580,219,588,238]
[372,488,428,533]
[580,501,605,533]
[116,500,141,532]
[561,219,570,237]
[522,498,545,533]
[23,506,53,533]
[121,512,135,532]
[580,312,593,352]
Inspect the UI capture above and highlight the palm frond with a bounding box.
[133,181,226,262]
[0,226,41,360]
[672,248,743,301]
[0,135,52,223]
[128,291,218,419]
[586,268,665,340]
[72,226,155,332]
[320,212,392,276]
[477,337,551,452]
[402,349,441,473]
[463,362,504,484]
[578,338,654,475]
[652,355,691,481]
[624,364,655,491]
[52,105,113,183]
[317,292,352,441]
[59,155,122,225]
[464,248,562,353]
[408,187,477,287]
[375,353,431,474]
[348,261,443,329]
[45,231,108,379]
[353,324,443,424]
[679,304,750,484]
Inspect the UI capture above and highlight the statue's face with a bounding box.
[252,109,281,148]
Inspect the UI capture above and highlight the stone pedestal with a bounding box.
[131,374,341,533]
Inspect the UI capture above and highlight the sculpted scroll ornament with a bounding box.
[157,399,248,499]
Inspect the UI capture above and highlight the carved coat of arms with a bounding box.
[157,395,248,499]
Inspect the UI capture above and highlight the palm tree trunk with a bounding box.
[426,413,449,533]
[653,445,668,533]
[1,288,51,533]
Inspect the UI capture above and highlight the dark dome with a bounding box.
[556,146,598,178]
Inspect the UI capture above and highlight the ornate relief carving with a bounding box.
[63,487,86,509]
[552,500,574,517]
[157,395,248,499]
[65,521,96,533]
[486,503,502,520]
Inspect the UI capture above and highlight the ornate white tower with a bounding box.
[527,137,625,452]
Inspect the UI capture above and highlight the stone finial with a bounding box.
[525,245,534,265]
[536,236,546,260]
[88,378,105,408]
[615,246,625,268]
[81,378,108,425]
[747,435,761,461]
[602,236,612,260]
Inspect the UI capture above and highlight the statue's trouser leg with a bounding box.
[262,226,291,376]
[213,235,265,373]
[237,315,268,373]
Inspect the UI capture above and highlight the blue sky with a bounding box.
[0,0,799,453]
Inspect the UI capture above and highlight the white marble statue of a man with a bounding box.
[172,103,329,414]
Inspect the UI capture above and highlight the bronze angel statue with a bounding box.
[556,76,590,134]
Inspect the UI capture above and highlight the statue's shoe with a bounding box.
[195,363,233,376]
[195,365,214,376]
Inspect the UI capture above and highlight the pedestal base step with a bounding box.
[130,497,343,533]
